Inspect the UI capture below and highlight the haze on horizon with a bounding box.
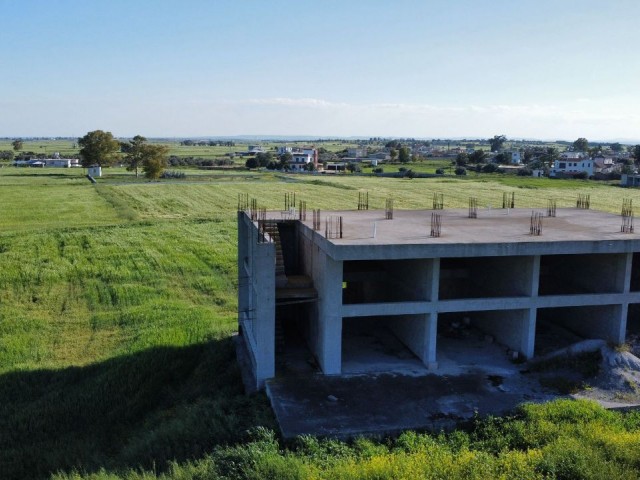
[1,0,639,142]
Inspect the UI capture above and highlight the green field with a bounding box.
[2,168,640,479]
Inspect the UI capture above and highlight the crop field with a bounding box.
[2,167,640,479]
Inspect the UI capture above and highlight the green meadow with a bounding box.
[2,167,640,479]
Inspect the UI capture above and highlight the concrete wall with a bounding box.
[388,313,437,367]
[472,309,535,358]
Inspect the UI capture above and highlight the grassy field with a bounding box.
[2,167,640,479]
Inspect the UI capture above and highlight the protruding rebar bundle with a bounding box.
[298,200,307,221]
[238,193,249,212]
[621,199,634,233]
[325,215,343,239]
[547,199,557,217]
[250,198,258,220]
[433,192,444,210]
[358,191,369,210]
[502,192,515,209]
[284,192,296,211]
[430,212,442,237]
[385,198,394,220]
[468,197,478,219]
[312,209,321,230]
[576,193,590,209]
[257,218,273,243]
[530,211,543,235]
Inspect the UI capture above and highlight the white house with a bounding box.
[550,152,594,177]
[506,151,522,165]
[593,155,616,174]
[290,153,313,171]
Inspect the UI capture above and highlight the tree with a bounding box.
[0,150,14,161]
[573,137,589,152]
[632,145,640,163]
[389,149,398,162]
[454,166,467,176]
[256,152,274,168]
[398,146,411,163]
[455,152,468,166]
[12,139,23,151]
[141,144,169,179]
[245,157,258,169]
[489,135,506,152]
[610,142,624,153]
[78,130,120,167]
[468,150,487,164]
[123,135,148,177]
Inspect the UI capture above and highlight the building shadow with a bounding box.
[0,337,275,480]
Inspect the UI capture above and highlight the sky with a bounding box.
[1,0,639,141]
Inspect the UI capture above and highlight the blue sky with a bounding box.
[1,0,639,140]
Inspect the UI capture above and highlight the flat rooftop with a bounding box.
[264,207,640,259]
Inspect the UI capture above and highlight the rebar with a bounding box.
[502,192,515,209]
[430,212,442,237]
[237,193,249,211]
[547,199,557,217]
[621,199,634,233]
[298,200,307,221]
[385,198,394,219]
[530,211,543,235]
[250,198,258,221]
[576,193,590,209]
[325,215,343,239]
[284,192,296,211]
[312,209,321,230]
[433,192,444,210]
[468,197,478,219]
[358,191,369,210]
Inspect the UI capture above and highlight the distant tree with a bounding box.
[78,130,120,167]
[435,168,445,175]
[278,152,291,170]
[12,139,23,151]
[610,142,624,153]
[123,135,148,177]
[256,152,274,167]
[454,166,467,175]
[482,163,501,173]
[468,150,487,164]
[455,153,468,166]
[389,149,398,162]
[245,157,258,169]
[494,153,509,164]
[573,137,589,152]
[398,146,411,163]
[517,167,533,176]
[347,162,361,173]
[633,145,640,163]
[489,135,506,152]
[141,144,169,179]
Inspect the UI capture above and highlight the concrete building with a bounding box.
[550,152,594,177]
[238,207,640,390]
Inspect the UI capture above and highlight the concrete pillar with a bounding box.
[312,254,343,374]
[530,255,540,297]
[253,242,276,386]
[475,309,534,359]
[623,252,633,294]
[389,313,438,368]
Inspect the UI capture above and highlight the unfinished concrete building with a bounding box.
[238,203,640,390]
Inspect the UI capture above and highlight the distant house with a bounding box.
[593,155,616,174]
[290,153,313,171]
[347,148,367,158]
[550,152,593,177]
[277,146,293,155]
[621,174,640,187]
[505,151,522,165]
[248,145,264,154]
[531,169,545,178]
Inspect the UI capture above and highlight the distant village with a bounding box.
[6,136,640,186]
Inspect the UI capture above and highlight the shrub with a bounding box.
[455,167,467,176]
[160,170,186,179]
[435,168,445,175]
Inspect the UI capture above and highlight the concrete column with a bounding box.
[313,254,343,374]
[623,252,633,294]
[253,242,276,387]
[475,309,534,359]
[530,255,540,297]
[426,312,438,369]
[430,258,440,301]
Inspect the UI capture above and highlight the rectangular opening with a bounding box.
[631,253,640,292]
[438,256,532,300]
[437,310,527,369]
[343,259,431,304]
[627,304,640,356]
[538,254,626,296]
[341,316,427,374]
[535,305,623,356]
[275,303,318,376]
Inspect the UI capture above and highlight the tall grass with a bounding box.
[1,169,640,479]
